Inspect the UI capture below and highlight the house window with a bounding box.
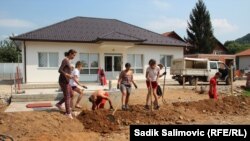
[38,52,58,67]
[160,55,172,67]
[79,53,99,74]
[127,54,143,73]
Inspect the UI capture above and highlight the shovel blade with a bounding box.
[107,114,116,122]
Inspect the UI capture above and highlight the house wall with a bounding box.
[213,43,227,54]
[127,45,183,80]
[238,56,250,70]
[24,41,183,83]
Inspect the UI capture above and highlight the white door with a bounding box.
[104,54,122,80]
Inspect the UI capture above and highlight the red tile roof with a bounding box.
[236,48,250,56]
[162,31,185,42]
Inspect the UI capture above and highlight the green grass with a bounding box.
[243,89,250,96]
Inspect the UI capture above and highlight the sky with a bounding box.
[1,0,249,43]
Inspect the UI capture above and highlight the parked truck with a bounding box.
[170,57,234,85]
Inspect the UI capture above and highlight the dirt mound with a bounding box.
[77,109,120,133]
[1,86,250,141]
[78,96,250,133]
[173,95,250,115]
[77,105,184,133]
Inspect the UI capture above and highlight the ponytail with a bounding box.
[64,52,69,57]
[64,49,77,57]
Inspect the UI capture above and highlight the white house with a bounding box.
[11,17,187,83]
[236,48,250,73]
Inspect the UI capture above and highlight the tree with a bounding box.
[186,0,215,54]
[0,39,21,63]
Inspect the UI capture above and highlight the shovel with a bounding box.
[107,93,121,122]
[107,104,119,122]
[149,80,153,112]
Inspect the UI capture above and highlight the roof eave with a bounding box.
[9,37,96,43]
[138,43,186,47]
[95,38,145,43]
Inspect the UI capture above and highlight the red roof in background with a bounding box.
[162,31,192,47]
[162,31,185,42]
[236,48,250,56]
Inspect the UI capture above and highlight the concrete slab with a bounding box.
[5,90,122,112]
[5,101,59,112]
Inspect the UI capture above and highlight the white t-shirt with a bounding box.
[69,69,80,87]
[146,66,160,81]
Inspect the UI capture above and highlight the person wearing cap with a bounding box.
[209,72,221,100]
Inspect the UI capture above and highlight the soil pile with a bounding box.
[173,95,250,115]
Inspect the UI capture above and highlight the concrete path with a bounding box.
[5,101,59,112]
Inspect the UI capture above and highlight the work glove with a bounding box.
[162,72,167,75]
[117,84,120,89]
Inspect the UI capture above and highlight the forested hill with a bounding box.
[224,33,250,54]
[235,33,250,43]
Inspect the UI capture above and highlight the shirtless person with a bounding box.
[88,89,114,110]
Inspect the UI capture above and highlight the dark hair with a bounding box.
[64,49,77,57]
[148,59,156,66]
[75,61,83,68]
[215,72,221,76]
[125,63,131,68]
[88,97,93,102]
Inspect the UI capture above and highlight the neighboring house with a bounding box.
[162,31,235,67]
[163,31,228,55]
[236,48,250,72]
[10,17,187,83]
[183,36,234,67]
[162,31,186,42]
[162,31,192,54]
[212,38,228,55]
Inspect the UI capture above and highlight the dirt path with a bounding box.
[0,88,250,141]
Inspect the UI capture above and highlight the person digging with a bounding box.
[88,89,114,110]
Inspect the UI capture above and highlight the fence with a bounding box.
[0,63,23,81]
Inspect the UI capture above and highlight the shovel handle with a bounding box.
[112,107,118,115]
[149,80,153,112]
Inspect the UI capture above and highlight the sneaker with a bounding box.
[125,105,129,110]
[122,105,126,110]
[65,113,73,119]
[72,111,81,117]
[154,105,160,110]
[144,105,149,110]
[56,103,65,111]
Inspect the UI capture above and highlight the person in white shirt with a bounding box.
[69,61,87,109]
[145,59,160,110]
